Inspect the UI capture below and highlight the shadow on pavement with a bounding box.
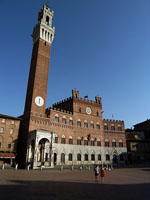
[0,180,150,200]
[141,168,150,172]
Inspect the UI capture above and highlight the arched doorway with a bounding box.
[54,153,57,165]
[113,154,118,164]
[61,153,65,164]
[37,138,50,165]
[30,139,35,162]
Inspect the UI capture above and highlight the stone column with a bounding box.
[33,146,38,167]
[81,153,84,165]
[43,147,46,163]
[101,151,105,165]
[26,147,29,163]
[42,144,47,166]
[40,144,44,165]
[65,154,68,165]
[73,153,77,165]
[26,145,31,162]
[49,143,52,166]
[95,154,98,164]
[47,152,50,162]
[51,149,54,167]
[57,154,61,165]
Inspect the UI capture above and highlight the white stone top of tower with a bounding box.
[32,5,55,45]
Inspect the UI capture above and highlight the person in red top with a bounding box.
[100,167,105,183]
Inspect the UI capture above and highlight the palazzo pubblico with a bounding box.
[0,5,127,169]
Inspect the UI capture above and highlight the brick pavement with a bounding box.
[0,168,150,200]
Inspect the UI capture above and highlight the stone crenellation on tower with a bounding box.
[32,5,55,45]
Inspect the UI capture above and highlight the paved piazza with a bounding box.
[0,168,150,200]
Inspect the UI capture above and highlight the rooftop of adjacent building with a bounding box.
[134,119,150,128]
[126,132,144,140]
[0,113,21,121]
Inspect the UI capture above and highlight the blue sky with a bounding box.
[0,0,150,128]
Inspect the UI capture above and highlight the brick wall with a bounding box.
[0,115,20,152]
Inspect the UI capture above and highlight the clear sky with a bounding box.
[0,0,150,129]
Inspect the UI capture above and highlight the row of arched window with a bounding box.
[41,28,53,42]
[60,153,124,162]
[0,127,14,134]
[104,139,123,147]
[55,115,73,125]
[104,125,122,131]
[54,114,122,131]
[55,136,124,147]
[0,142,12,149]
[55,115,100,130]
[77,120,100,129]
[67,153,102,161]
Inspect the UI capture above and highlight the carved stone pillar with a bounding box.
[28,145,32,162]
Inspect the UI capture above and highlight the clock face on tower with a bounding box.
[35,96,44,107]
[86,107,91,115]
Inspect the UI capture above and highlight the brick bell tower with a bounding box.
[24,5,55,116]
[18,5,55,168]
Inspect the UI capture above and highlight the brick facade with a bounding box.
[16,5,127,169]
[0,114,20,164]
[24,39,51,116]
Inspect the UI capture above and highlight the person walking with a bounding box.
[94,165,99,182]
[100,166,105,183]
